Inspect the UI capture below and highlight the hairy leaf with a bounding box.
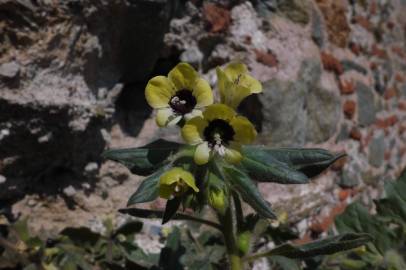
[102,139,182,176]
[335,203,397,254]
[260,233,372,259]
[127,168,165,206]
[241,147,309,184]
[223,166,276,219]
[242,146,344,182]
[162,197,182,224]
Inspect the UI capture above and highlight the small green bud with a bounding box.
[208,188,227,215]
[237,231,251,255]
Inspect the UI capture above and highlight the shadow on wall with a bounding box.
[0,0,181,211]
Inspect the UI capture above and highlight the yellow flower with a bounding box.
[159,167,199,199]
[216,62,262,109]
[181,104,257,165]
[145,63,213,127]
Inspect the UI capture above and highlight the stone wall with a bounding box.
[0,0,405,235]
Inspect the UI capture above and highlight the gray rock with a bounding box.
[0,175,6,184]
[311,8,324,47]
[338,170,359,188]
[357,82,377,126]
[180,47,203,67]
[299,58,322,86]
[341,60,367,75]
[278,0,310,25]
[259,59,340,145]
[260,80,307,146]
[369,132,385,168]
[400,83,406,97]
[306,86,341,143]
[336,124,349,142]
[0,61,20,79]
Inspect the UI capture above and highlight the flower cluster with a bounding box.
[145,62,262,200]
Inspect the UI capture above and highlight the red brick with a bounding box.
[338,189,351,201]
[310,202,347,233]
[398,101,406,111]
[321,52,343,75]
[395,73,405,83]
[371,44,387,58]
[203,3,231,33]
[349,42,361,55]
[343,100,356,119]
[384,150,391,161]
[350,127,362,141]
[339,79,355,95]
[331,155,347,171]
[376,115,398,129]
[392,46,406,58]
[384,87,397,100]
[353,16,372,31]
[254,49,278,67]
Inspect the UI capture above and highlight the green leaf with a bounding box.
[162,197,182,224]
[114,220,143,237]
[12,220,30,242]
[241,147,309,184]
[335,203,396,254]
[269,256,300,270]
[159,227,185,270]
[376,171,406,221]
[102,139,182,176]
[223,166,276,219]
[127,168,165,206]
[242,146,344,181]
[257,233,372,259]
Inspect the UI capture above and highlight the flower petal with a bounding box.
[182,116,208,145]
[203,104,236,122]
[240,74,262,93]
[193,78,213,108]
[145,76,175,108]
[179,170,199,192]
[185,109,203,121]
[160,168,182,185]
[227,85,252,109]
[216,67,230,104]
[156,108,174,127]
[230,116,257,144]
[194,142,211,165]
[224,147,242,164]
[224,62,248,82]
[168,62,198,90]
[167,115,182,126]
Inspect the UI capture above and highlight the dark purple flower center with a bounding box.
[204,119,235,146]
[169,89,197,115]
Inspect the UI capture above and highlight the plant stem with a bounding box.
[221,197,243,270]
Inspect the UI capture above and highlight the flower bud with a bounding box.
[237,231,252,255]
[208,188,227,215]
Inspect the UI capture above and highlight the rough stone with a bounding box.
[278,0,310,25]
[306,86,341,143]
[369,132,385,168]
[260,79,307,146]
[356,82,377,126]
[260,59,340,145]
[0,61,20,78]
[311,8,325,47]
[0,175,6,184]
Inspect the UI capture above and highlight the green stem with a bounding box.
[119,208,222,231]
[221,197,243,270]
